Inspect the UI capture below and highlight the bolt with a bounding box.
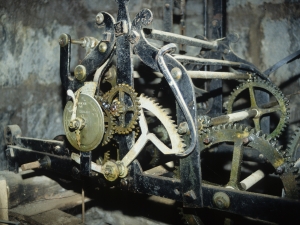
[58,33,69,47]
[74,65,86,81]
[259,154,264,159]
[200,50,206,56]
[96,13,104,25]
[165,3,170,9]
[171,67,182,80]
[54,146,61,152]
[203,137,211,144]
[99,42,107,53]
[213,192,230,209]
[178,122,189,134]
[174,189,180,195]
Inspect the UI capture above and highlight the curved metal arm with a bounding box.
[156,44,197,157]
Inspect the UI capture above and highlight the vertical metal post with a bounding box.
[115,0,135,159]
[163,0,173,33]
[207,0,224,118]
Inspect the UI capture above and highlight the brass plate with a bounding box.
[63,94,104,151]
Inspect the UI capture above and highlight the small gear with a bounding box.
[95,95,116,146]
[226,77,290,139]
[102,84,140,134]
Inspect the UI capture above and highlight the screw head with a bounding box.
[99,42,107,53]
[74,65,86,81]
[59,33,69,47]
[171,67,182,80]
[96,13,104,25]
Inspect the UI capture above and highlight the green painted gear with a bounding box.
[102,84,140,135]
[226,77,290,139]
[198,124,298,197]
[287,127,300,161]
[283,127,300,199]
[199,123,285,170]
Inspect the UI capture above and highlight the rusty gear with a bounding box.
[95,95,116,146]
[225,77,290,139]
[102,84,140,134]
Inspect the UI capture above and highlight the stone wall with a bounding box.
[0,0,299,170]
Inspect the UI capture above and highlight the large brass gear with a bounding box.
[102,84,140,134]
[95,95,116,146]
[225,77,290,139]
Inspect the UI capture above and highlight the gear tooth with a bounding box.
[277,145,283,151]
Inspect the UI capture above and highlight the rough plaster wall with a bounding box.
[0,0,300,223]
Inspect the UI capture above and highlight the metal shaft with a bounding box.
[144,28,218,49]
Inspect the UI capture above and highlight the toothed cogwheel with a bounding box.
[139,94,185,153]
[95,95,116,146]
[102,84,140,135]
[283,127,300,199]
[199,124,297,196]
[225,77,290,139]
[287,127,300,161]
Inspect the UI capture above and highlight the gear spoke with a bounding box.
[259,105,281,115]
[249,84,258,108]
[227,139,244,190]
[253,117,261,131]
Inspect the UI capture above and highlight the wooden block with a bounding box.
[30,209,83,225]
[10,190,89,216]
[0,177,8,224]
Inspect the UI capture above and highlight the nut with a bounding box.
[213,192,230,209]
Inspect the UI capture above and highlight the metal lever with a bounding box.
[156,43,197,157]
[67,89,78,121]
